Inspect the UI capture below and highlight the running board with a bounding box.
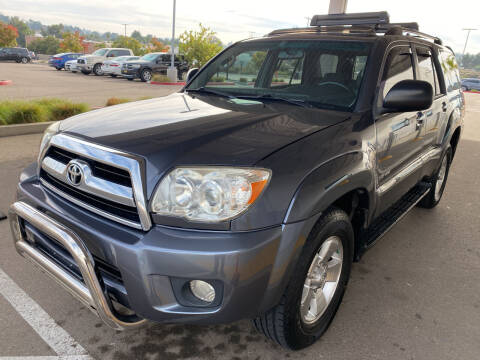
[360,182,431,254]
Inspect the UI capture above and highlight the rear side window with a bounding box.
[381,46,414,98]
[439,50,460,92]
[416,47,441,96]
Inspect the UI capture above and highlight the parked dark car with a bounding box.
[0,47,31,63]
[121,52,189,81]
[48,53,83,70]
[461,77,480,91]
[9,12,464,350]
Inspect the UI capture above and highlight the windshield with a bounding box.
[141,53,160,61]
[92,48,108,56]
[187,40,371,110]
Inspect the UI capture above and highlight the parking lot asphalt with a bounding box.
[0,94,479,360]
[0,62,181,107]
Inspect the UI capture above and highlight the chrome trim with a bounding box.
[44,134,151,231]
[377,147,442,195]
[40,179,142,230]
[9,201,147,330]
[41,157,135,207]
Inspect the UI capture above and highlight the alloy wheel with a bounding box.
[434,155,448,201]
[300,236,343,325]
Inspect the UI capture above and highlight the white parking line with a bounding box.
[0,267,92,359]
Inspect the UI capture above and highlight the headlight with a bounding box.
[38,121,60,160]
[131,64,141,68]
[151,167,271,222]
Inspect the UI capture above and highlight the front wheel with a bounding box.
[253,208,353,350]
[140,68,152,82]
[418,146,452,209]
[110,74,117,78]
[21,57,28,64]
[93,64,103,76]
[81,70,91,75]
[56,67,62,71]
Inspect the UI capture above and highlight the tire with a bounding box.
[81,70,91,75]
[110,74,117,78]
[417,146,452,209]
[140,68,152,82]
[56,67,62,71]
[21,57,28,64]
[253,208,354,350]
[127,78,134,81]
[93,63,103,76]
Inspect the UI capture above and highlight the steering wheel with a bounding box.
[317,81,354,95]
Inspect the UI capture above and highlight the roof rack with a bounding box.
[310,11,390,27]
[307,11,442,45]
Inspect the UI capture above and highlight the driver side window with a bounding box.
[381,46,414,99]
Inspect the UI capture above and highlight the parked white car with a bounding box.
[101,56,140,77]
[76,48,134,76]
[64,59,78,73]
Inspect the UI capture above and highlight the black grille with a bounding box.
[77,59,85,64]
[40,169,140,223]
[46,146,132,187]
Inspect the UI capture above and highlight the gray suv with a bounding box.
[461,77,480,91]
[0,47,31,63]
[9,12,464,350]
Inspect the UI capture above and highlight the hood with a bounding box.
[125,59,151,65]
[59,93,350,194]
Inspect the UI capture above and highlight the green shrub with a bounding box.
[239,77,248,83]
[106,97,131,106]
[210,76,225,82]
[0,98,90,125]
[151,74,172,82]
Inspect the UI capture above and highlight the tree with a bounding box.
[28,36,60,55]
[150,37,168,52]
[179,24,223,67]
[59,31,84,52]
[131,30,144,43]
[0,22,18,47]
[112,36,145,55]
[9,17,33,47]
[41,24,64,38]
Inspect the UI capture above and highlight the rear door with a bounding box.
[413,45,447,149]
[375,44,428,214]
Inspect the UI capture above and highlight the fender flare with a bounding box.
[284,151,375,225]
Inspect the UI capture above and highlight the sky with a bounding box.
[1,0,480,54]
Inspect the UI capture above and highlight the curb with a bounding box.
[0,80,12,86]
[0,121,55,138]
[150,81,185,86]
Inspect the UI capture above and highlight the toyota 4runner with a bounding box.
[9,12,464,350]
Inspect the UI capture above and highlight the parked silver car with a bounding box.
[101,56,140,77]
[64,59,78,73]
[461,78,480,91]
[77,48,134,75]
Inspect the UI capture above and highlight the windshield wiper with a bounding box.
[237,94,314,108]
[186,87,235,99]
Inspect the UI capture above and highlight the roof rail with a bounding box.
[310,11,390,27]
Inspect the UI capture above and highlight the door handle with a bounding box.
[442,102,448,112]
[416,112,425,130]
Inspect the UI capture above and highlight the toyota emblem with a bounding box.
[66,162,83,186]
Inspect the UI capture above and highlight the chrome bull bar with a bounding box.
[8,201,146,330]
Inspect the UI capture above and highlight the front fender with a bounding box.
[284,151,375,224]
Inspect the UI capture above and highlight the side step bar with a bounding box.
[360,182,432,254]
[8,201,146,330]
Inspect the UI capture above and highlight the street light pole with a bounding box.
[122,24,128,37]
[462,28,477,67]
[328,0,348,14]
[166,0,178,81]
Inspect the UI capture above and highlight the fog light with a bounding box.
[189,280,215,303]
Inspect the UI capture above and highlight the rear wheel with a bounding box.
[418,146,452,209]
[253,208,353,350]
[21,57,28,64]
[127,78,134,81]
[93,63,103,76]
[110,74,117,78]
[56,67,62,71]
[81,70,91,75]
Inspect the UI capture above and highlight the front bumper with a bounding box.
[10,166,317,329]
[77,63,92,71]
[121,68,139,78]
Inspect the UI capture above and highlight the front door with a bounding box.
[375,45,427,215]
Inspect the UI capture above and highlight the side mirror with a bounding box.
[382,80,433,114]
[186,68,199,83]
